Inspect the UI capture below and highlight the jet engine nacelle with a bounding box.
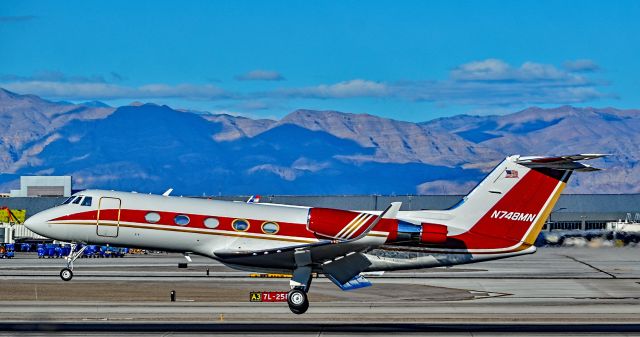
[307,208,397,240]
[386,221,449,245]
[308,208,357,239]
[420,223,448,244]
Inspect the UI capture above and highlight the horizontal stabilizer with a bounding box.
[327,274,372,291]
[516,154,608,171]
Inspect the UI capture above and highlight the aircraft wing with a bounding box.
[213,240,332,260]
[214,202,401,260]
[213,202,402,282]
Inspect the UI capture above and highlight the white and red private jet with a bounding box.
[25,154,605,314]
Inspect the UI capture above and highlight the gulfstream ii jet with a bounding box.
[25,154,605,314]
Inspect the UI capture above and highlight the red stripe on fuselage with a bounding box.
[52,209,317,238]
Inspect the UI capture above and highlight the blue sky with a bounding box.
[1,0,639,121]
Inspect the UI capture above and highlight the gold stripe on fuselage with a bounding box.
[49,220,388,244]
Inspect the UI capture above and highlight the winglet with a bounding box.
[162,188,173,197]
[382,202,402,219]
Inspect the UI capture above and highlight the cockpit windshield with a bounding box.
[80,196,92,206]
[62,195,93,207]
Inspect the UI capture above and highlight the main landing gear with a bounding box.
[287,249,313,314]
[287,287,309,315]
[60,243,87,281]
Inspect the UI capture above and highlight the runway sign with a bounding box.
[249,291,288,302]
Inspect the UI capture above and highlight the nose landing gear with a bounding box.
[60,243,87,281]
[60,267,73,281]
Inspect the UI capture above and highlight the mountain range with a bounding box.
[0,88,635,195]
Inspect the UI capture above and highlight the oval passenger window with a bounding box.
[145,212,161,223]
[232,219,250,231]
[174,214,190,226]
[204,217,220,229]
[261,222,279,234]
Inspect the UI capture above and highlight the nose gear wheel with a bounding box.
[60,268,73,281]
[59,243,86,281]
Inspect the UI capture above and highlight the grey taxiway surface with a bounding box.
[0,247,639,335]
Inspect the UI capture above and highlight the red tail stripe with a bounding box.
[451,169,559,249]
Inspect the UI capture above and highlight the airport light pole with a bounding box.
[546,207,567,231]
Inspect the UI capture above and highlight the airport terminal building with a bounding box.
[0,175,639,242]
[2,192,639,243]
[214,194,640,231]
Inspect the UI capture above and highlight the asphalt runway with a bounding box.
[0,247,639,335]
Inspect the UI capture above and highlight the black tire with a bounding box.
[287,288,309,315]
[60,268,73,281]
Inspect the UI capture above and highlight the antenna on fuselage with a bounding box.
[162,188,173,197]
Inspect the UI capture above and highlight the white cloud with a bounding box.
[450,58,512,81]
[1,59,610,108]
[1,81,229,100]
[392,78,609,106]
[269,59,610,106]
[518,62,569,81]
[275,79,388,99]
[235,70,284,81]
[451,58,585,82]
[563,59,600,72]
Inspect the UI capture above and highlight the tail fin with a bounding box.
[418,154,606,251]
[246,195,261,203]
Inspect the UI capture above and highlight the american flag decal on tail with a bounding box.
[505,169,519,178]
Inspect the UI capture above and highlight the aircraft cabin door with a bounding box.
[96,197,121,237]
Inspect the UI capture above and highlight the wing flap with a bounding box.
[327,274,372,291]
[322,252,371,285]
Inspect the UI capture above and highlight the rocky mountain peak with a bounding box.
[0,89,634,194]
[0,87,115,172]
[0,87,17,98]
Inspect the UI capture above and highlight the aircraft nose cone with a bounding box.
[24,212,47,236]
